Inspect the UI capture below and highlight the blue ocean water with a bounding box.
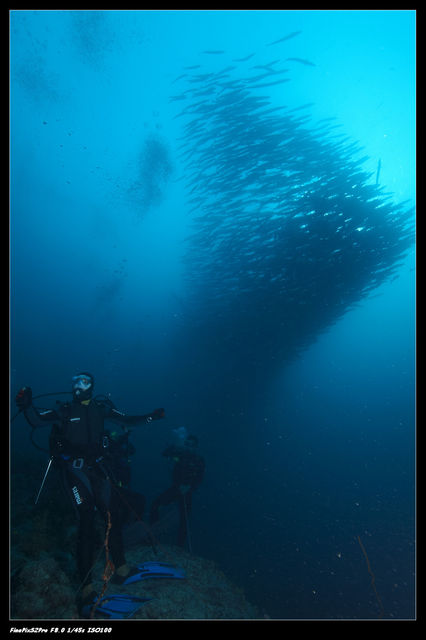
[10,10,415,620]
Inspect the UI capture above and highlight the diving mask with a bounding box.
[72,373,94,402]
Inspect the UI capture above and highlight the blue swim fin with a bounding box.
[120,561,186,586]
[81,593,152,619]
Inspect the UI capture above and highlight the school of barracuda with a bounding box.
[170,42,414,383]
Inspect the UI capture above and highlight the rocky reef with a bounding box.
[11,544,260,620]
[11,458,260,620]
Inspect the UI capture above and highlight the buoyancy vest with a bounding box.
[50,399,108,459]
[163,446,205,487]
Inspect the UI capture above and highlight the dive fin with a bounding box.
[119,561,186,586]
[81,593,152,619]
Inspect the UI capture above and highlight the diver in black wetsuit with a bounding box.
[149,434,205,548]
[15,372,165,614]
[106,426,146,524]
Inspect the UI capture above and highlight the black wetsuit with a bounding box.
[150,445,205,547]
[23,397,163,586]
[106,430,146,524]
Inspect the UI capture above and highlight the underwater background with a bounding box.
[10,10,415,620]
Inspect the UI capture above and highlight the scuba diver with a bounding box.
[15,372,184,618]
[106,426,146,525]
[149,430,205,550]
